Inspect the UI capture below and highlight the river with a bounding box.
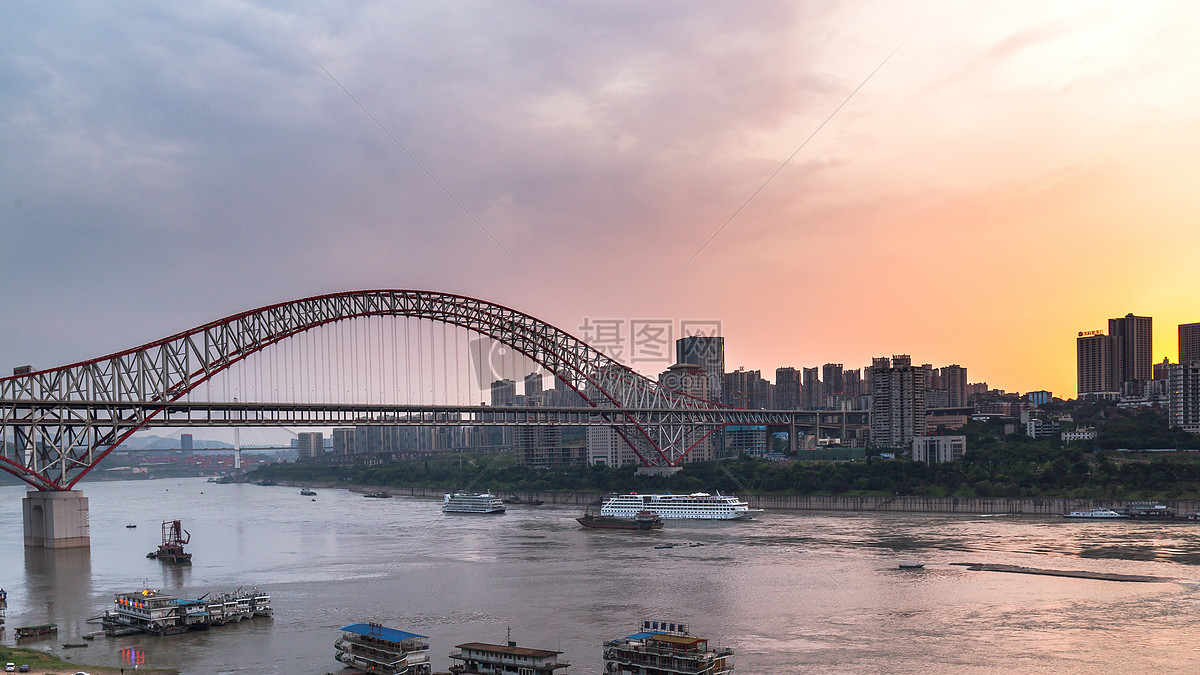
[3,478,1200,673]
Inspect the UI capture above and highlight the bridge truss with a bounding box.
[0,290,867,491]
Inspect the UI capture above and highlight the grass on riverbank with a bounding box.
[0,645,177,675]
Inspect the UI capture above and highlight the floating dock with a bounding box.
[96,587,271,636]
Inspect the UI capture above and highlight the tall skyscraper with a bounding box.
[1077,332,1112,395]
[1108,313,1153,385]
[1180,322,1200,366]
[676,336,724,404]
[870,355,926,448]
[774,367,801,409]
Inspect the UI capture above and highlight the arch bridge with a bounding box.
[0,290,867,545]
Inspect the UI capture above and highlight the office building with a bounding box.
[870,355,927,448]
[180,433,193,452]
[1154,358,1173,381]
[676,336,724,404]
[911,435,966,464]
[1108,313,1153,385]
[1181,322,1200,366]
[660,363,715,461]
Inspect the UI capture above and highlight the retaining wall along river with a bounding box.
[271,481,1200,515]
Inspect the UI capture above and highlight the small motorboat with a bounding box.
[125,523,136,529]
[898,561,926,569]
[62,642,89,648]
[654,543,675,550]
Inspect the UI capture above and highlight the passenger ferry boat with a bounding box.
[604,620,733,675]
[442,493,506,514]
[1063,508,1128,519]
[601,492,752,520]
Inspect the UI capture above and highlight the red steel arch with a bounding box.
[0,290,723,490]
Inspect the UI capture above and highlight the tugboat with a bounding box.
[147,520,192,563]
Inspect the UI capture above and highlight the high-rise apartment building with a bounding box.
[870,355,926,448]
[1108,313,1153,385]
[1180,322,1200,366]
[723,368,766,409]
[523,372,543,401]
[801,367,821,409]
[1168,361,1200,434]
[1077,332,1113,395]
[490,379,516,406]
[774,367,801,409]
[940,365,968,407]
[297,431,325,461]
[332,427,355,456]
[676,336,724,404]
[821,363,844,403]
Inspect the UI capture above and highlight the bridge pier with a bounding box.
[23,490,90,549]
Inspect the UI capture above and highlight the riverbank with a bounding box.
[260,480,1200,516]
[0,645,177,675]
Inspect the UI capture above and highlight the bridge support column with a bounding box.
[23,490,90,549]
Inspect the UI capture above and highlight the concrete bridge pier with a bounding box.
[23,490,90,548]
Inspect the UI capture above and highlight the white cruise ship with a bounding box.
[442,492,506,514]
[601,492,752,520]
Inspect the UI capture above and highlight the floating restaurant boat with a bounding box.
[335,623,431,675]
[601,492,753,520]
[1063,508,1129,519]
[98,587,271,636]
[604,620,733,674]
[147,520,191,563]
[449,639,569,674]
[577,509,663,531]
[442,492,506,514]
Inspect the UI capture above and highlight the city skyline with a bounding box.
[4,3,1200,398]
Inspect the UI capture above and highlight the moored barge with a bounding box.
[98,587,271,636]
[577,509,663,531]
[335,623,431,675]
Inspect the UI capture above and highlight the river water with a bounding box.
[4,478,1200,674]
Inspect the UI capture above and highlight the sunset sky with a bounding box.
[3,1,1199,398]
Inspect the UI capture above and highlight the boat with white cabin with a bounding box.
[601,492,753,520]
[1063,508,1128,519]
[442,492,506,514]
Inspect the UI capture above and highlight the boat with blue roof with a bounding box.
[335,623,431,675]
